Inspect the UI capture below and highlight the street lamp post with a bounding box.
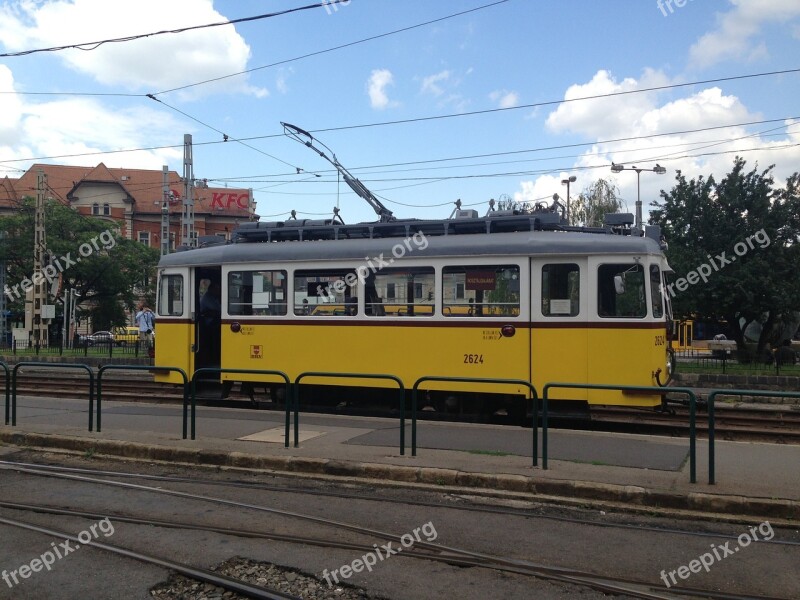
[561,175,576,224]
[610,163,667,232]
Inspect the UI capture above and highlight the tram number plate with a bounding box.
[654,335,666,346]
[463,354,484,364]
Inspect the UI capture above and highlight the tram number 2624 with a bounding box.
[463,353,485,364]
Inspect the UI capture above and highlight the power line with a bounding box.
[0,1,354,58]
[144,95,301,171]
[152,0,511,96]
[307,68,800,135]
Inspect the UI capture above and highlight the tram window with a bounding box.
[542,264,580,317]
[443,265,520,317]
[650,265,664,318]
[158,274,184,316]
[228,270,287,316]
[294,269,358,316]
[597,264,646,318]
[367,267,434,317]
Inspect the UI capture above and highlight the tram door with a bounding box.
[194,267,223,372]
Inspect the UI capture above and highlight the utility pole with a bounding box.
[0,232,6,347]
[181,134,195,248]
[161,166,171,256]
[30,169,49,346]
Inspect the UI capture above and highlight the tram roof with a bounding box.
[158,229,663,268]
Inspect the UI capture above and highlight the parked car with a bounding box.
[78,331,115,347]
[112,326,139,346]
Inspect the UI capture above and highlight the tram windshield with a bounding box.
[598,263,646,318]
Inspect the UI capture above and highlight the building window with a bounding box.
[102,203,110,216]
[138,231,150,246]
[228,270,287,316]
[542,264,580,316]
[92,203,99,215]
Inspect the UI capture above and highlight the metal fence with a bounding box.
[0,337,154,358]
[676,350,800,376]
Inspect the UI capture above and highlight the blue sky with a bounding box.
[1,0,799,224]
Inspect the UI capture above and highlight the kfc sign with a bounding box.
[211,192,250,210]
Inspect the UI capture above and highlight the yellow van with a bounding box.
[112,326,139,346]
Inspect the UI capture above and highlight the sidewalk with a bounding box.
[2,396,798,520]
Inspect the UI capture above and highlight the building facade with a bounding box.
[0,162,256,247]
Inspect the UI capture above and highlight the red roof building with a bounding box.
[0,163,255,248]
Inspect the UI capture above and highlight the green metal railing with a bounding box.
[10,362,95,430]
[543,383,699,482]
[191,368,290,442]
[705,389,800,485]
[292,372,405,452]
[411,376,541,465]
[0,361,9,425]
[97,365,188,436]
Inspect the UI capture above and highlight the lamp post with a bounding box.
[610,163,667,232]
[561,175,576,224]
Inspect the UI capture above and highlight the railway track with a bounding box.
[1,459,796,600]
[590,404,800,443]
[11,374,800,443]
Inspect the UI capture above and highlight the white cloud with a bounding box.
[0,65,182,172]
[276,68,293,95]
[367,69,397,110]
[546,69,673,139]
[516,69,800,215]
[489,89,519,109]
[421,70,451,97]
[0,0,265,97]
[689,0,800,68]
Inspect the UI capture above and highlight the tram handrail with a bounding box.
[293,372,405,453]
[411,376,541,466]
[191,368,291,442]
[97,365,188,437]
[10,362,95,431]
[543,383,699,483]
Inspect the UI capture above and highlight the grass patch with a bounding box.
[466,449,512,457]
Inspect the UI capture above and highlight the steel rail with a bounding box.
[1,464,791,600]
[3,460,799,547]
[0,514,299,600]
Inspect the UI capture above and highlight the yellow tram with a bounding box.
[154,212,674,416]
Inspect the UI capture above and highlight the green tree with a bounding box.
[649,158,800,355]
[570,178,625,227]
[0,199,159,332]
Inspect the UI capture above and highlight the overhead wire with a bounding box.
[0,1,356,57]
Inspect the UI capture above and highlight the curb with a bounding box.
[1,431,797,520]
